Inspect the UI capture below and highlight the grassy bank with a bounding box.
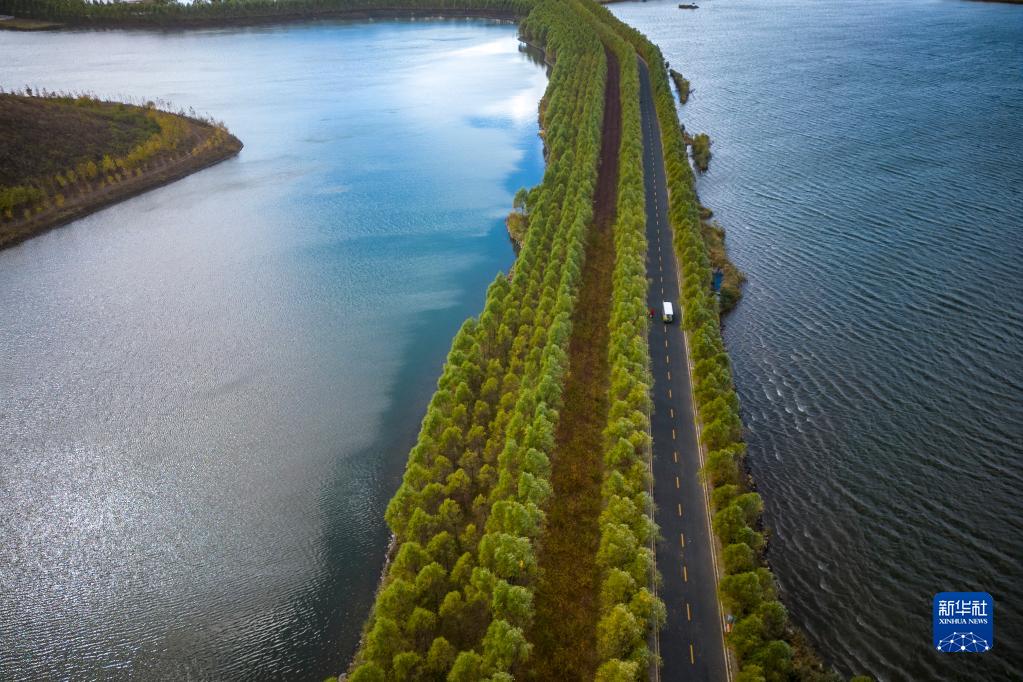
[0,92,241,250]
[0,16,61,30]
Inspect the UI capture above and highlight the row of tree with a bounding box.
[0,93,236,223]
[0,0,533,25]
[346,1,613,678]
[593,20,665,682]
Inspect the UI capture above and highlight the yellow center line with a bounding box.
[680,532,685,547]
[673,451,678,463]
[675,476,680,489]
[672,428,676,440]
[677,503,682,516]
[683,564,688,582]
[687,603,692,621]
[690,644,695,664]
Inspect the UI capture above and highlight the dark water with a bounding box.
[612,0,1023,679]
[0,21,544,680]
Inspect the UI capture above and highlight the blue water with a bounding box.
[0,20,544,680]
[612,1,1023,679]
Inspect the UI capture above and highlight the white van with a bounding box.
[662,301,674,323]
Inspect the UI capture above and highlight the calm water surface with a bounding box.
[0,21,544,680]
[612,0,1022,679]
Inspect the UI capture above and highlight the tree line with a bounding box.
[593,18,664,681]
[0,0,534,25]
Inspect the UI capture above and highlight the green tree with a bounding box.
[447,650,483,682]
[720,571,767,617]
[426,637,457,675]
[393,651,423,682]
[729,614,764,661]
[595,659,639,682]
[348,663,386,682]
[481,618,530,672]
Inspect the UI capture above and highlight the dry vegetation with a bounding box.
[0,92,241,249]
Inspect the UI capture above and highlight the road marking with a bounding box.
[673,451,678,463]
[675,476,679,489]
[677,503,682,516]
[670,408,675,418]
[665,339,668,348]
[672,428,676,440]
[683,565,688,582]
[668,388,672,399]
[665,354,669,365]
[690,644,695,664]
[667,371,671,380]
[680,532,685,547]
[687,603,692,621]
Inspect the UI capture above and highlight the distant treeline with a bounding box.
[0,0,532,25]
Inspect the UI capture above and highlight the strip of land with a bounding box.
[0,94,241,250]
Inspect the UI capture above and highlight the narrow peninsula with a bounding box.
[0,92,241,249]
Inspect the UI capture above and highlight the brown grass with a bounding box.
[527,47,621,680]
[0,17,62,31]
[0,94,160,186]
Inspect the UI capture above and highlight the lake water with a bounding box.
[0,20,544,680]
[611,0,1023,679]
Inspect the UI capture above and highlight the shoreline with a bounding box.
[0,7,522,32]
[0,132,241,251]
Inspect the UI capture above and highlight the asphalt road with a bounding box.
[638,58,730,682]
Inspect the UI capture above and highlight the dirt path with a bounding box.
[528,46,621,680]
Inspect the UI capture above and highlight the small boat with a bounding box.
[678,3,699,8]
